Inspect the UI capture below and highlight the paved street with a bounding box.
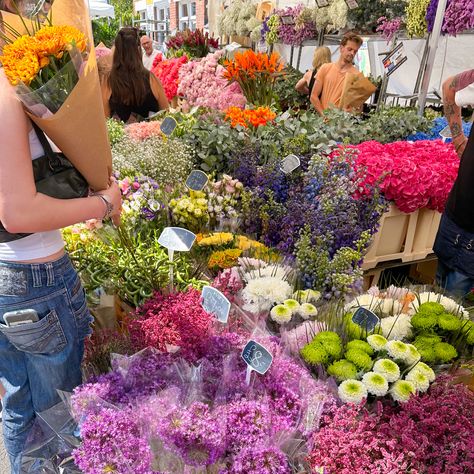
[0,431,10,473]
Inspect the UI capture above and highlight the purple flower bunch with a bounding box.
[231,444,290,473]
[427,0,474,35]
[376,16,403,42]
[275,5,317,46]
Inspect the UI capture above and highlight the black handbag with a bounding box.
[0,122,89,243]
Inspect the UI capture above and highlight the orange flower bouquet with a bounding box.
[0,0,111,191]
[225,106,276,128]
[223,50,284,106]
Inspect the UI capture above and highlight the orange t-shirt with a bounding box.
[316,63,360,110]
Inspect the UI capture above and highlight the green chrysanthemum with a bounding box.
[314,331,341,344]
[343,313,364,340]
[461,321,474,345]
[373,358,400,382]
[322,340,343,360]
[385,340,409,361]
[346,340,374,356]
[362,371,389,396]
[417,301,445,315]
[367,334,388,351]
[415,344,437,363]
[283,299,300,313]
[327,359,358,382]
[270,304,292,324]
[414,334,442,346]
[390,379,415,403]
[411,312,438,330]
[338,379,367,404]
[437,313,462,331]
[433,342,458,363]
[300,342,328,365]
[345,349,373,371]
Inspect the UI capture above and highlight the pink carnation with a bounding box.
[125,121,162,141]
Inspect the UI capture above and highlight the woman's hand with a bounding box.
[94,179,122,226]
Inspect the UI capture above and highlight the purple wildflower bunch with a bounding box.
[427,0,474,36]
[275,5,317,46]
[376,16,403,42]
[230,444,290,473]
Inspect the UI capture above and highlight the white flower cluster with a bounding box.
[410,291,469,319]
[242,276,292,313]
[380,313,412,340]
[270,298,318,324]
[345,294,402,316]
[112,136,194,187]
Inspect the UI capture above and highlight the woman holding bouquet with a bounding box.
[0,3,122,472]
[102,27,169,123]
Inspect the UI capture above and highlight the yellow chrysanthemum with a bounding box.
[198,232,234,247]
[1,46,40,85]
[208,249,242,269]
[237,235,265,251]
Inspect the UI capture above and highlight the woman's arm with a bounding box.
[150,73,170,110]
[295,70,311,95]
[443,75,467,157]
[0,71,121,233]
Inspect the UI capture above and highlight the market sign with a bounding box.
[158,227,196,252]
[345,0,358,9]
[439,125,452,139]
[281,154,301,174]
[315,0,329,7]
[201,286,230,323]
[242,340,273,384]
[352,307,380,332]
[186,170,209,191]
[382,42,407,77]
[160,116,178,136]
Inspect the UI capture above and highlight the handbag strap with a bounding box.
[31,121,57,161]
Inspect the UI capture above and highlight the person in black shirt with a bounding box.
[295,46,332,99]
[101,27,169,123]
[433,70,474,298]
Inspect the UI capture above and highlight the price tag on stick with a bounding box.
[241,340,273,385]
[281,154,300,174]
[352,307,380,332]
[158,227,196,289]
[160,116,178,136]
[185,170,209,191]
[201,286,230,323]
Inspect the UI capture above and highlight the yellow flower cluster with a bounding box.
[197,232,234,247]
[237,235,265,251]
[0,25,87,86]
[208,249,242,270]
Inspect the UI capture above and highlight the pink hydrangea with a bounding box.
[346,140,459,213]
[125,121,162,141]
[178,51,246,111]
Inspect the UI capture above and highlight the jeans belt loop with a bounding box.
[454,234,460,246]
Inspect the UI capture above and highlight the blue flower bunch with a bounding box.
[407,117,472,142]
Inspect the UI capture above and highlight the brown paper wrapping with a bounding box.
[339,73,377,111]
[1,0,110,191]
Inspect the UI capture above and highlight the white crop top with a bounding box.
[0,127,64,261]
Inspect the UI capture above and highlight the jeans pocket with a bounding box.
[0,309,67,354]
[74,296,93,340]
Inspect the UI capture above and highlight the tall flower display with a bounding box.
[223,50,284,106]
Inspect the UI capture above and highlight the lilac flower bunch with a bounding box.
[427,0,474,36]
[376,16,403,42]
[275,5,317,46]
[230,444,290,473]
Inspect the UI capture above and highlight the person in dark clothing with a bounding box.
[433,69,474,298]
[101,27,169,123]
[295,46,332,99]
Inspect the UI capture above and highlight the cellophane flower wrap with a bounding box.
[151,54,188,101]
[0,24,87,114]
[223,50,284,106]
[349,140,459,213]
[177,50,246,111]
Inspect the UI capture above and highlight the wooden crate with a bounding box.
[362,204,418,270]
[230,35,252,48]
[405,208,441,261]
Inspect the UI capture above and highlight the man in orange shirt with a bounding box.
[310,33,363,115]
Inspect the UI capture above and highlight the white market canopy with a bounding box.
[89,0,115,19]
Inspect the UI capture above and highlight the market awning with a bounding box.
[89,0,115,19]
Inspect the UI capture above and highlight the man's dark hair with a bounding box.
[341,33,363,47]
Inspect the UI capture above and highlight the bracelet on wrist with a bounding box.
[92,193,114,220]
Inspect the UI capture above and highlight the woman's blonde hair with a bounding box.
[312,46,332,70]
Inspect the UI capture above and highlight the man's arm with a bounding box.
[310,79,324,116]
[443,75,467,157]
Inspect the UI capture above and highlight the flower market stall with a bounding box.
[8,5,474,471]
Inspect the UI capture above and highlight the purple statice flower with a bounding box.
[73,407,155,474]
[275,5,317,46]
[443,0,474,36]
[156,401,225,467]
[231,443,290,473]
[376,16,403,42]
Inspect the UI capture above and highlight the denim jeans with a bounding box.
[433,214,474,298]
[0,254,92,473]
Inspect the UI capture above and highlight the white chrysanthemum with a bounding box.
[283,299,300,313]
[241,276,292,313]
[338,379,367,404]
[405,344,421,365]
[344,294,381,313]
[270,304,292,324]
[439,296,469,319]
[405,370,430,393]
[373,359,400,382]
[367,334,388,351]
[409,292,440,312]
[379,298,403,316]
[390,380,415,403]
[411,362,436,382]
[380,314,412,340]
[362,372,389,396]
[299,303,318,320]
[385,340,409,361]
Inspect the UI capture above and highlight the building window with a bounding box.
[160,8,165,21]
[191,2,196,16]
[181,3,188,17]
